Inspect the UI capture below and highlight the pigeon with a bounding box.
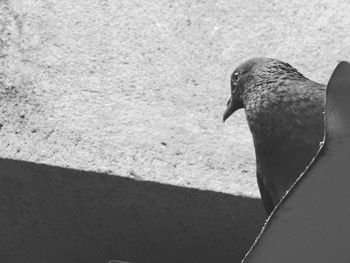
[223,57,326,214]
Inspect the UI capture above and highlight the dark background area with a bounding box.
[0,158,265,263]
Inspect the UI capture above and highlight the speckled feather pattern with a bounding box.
[242,61,325,143]
[230,58,326,213]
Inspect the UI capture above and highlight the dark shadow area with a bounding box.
[0,158,266,263]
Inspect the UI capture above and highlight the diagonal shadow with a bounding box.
[0,158,265,263]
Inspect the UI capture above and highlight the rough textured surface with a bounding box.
[1,0,350,197]
[0,158,265,263]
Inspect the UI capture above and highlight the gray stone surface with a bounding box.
[2,0,349,197]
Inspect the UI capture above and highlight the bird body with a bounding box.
[223,58,325,214]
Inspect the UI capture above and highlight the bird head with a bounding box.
[223,57,306,122]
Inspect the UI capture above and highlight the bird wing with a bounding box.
[254,80,325,213]
[256,166,275,215]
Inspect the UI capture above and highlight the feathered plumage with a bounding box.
[223,58,326,214]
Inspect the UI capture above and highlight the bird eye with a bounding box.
[233,72,239,82]
[231,72,239,90]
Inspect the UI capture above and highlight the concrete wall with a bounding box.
[2,0,350,198]
[0,158,265,263]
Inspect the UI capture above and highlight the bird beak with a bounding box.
[223,92,243,122]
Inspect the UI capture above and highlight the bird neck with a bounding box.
[243,79,324,137]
